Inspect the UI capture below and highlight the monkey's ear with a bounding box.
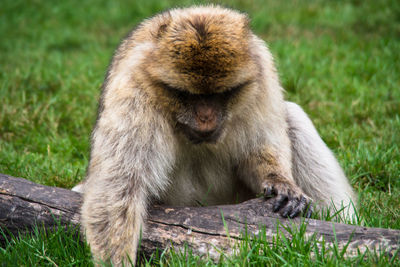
[154,11,172,39]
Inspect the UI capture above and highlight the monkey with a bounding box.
[73,6,357,266]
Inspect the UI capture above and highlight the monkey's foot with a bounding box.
[263,182,313,218]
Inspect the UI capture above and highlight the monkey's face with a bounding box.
[160,82,246,144]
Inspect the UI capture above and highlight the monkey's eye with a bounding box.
[224,80,251,98]
[159,82,191,99]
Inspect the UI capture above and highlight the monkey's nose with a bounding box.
[197,111,213,123]
[195,104,214,122]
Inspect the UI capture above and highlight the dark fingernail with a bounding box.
[265,187,272,196]
[305,204,313,218]
[305,209,312,218]
[265,186,275,197]
[281,209,290,217]
[273,203,280,212]
[289,209,301,218]
[273,195,288,212]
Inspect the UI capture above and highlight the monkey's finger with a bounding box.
[263,185,275,198]
[273,194,288,212]
[281,197,300,218]
[304,201,313,218]
[287,196,308,218]
[288,207,302,218]
[289,196,307,218]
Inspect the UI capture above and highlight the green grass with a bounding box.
[149,222,399,266]
[2,220,398,266]
[0,0,399,265]
[0,224,92,266]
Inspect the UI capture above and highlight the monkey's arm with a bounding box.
[81,94,175,265]
[238,147,312,218]
[82,170,148,265]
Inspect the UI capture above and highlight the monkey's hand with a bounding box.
[263,180,313,218]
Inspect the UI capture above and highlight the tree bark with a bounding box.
[0,173,399,260]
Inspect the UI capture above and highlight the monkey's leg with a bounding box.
[286,101,357,219]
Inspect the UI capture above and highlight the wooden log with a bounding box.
[0,173,399,260]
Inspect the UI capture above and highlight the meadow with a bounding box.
[0,0,399,265]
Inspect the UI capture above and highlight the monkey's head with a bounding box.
[144,6,259,144]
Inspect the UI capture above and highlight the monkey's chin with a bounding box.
[185,134,221,145]
[176,122,225,145]
[183,130,223,145]
[189,138,218,145]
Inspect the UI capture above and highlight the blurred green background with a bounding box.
[0,0,399,265]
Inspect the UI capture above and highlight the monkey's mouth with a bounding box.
[177,123,223,144]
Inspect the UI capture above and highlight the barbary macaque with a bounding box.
[74,6,356,265]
